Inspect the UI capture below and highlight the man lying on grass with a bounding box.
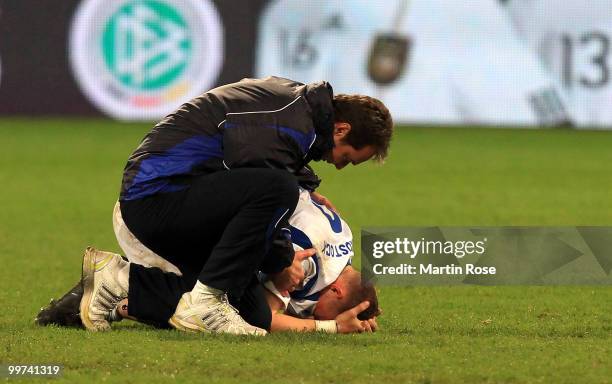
[37,189,380,334]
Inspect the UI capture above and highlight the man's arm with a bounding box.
[264,289,377,333]
[265,289,317,332]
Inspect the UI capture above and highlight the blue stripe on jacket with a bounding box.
[123,134,223,200]
[224,123,315,154]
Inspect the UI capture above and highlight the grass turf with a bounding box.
[0,118,610,383]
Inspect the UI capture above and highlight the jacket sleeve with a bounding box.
[295,165,321,191]
[222,96,316,173]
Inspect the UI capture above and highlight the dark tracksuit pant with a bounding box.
[120,168,299,330]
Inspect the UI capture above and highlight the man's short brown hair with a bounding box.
[333,94,393,161]
[340,269,381,320]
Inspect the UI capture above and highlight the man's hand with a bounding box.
[310,192,338,213]
[335,301,378,334]
[270,248,315,296]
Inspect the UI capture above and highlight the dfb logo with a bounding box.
[70,0,224,120]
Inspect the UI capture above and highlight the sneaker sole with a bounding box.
[79,247,106,331]
[168,315,267,336]
[168,315,207,333]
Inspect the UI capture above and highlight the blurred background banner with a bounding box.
[0,0,611,127]
[0,0,267,118]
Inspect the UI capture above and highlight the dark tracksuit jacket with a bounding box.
[120,76,335,201]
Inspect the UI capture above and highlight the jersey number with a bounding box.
[311,201,342,233]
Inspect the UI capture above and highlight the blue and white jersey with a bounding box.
[264,189,353,318]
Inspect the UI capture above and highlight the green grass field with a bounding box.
[1,119,610,383]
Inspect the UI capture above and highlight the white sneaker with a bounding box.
[79,247,129,331]
[169,282,267,336]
